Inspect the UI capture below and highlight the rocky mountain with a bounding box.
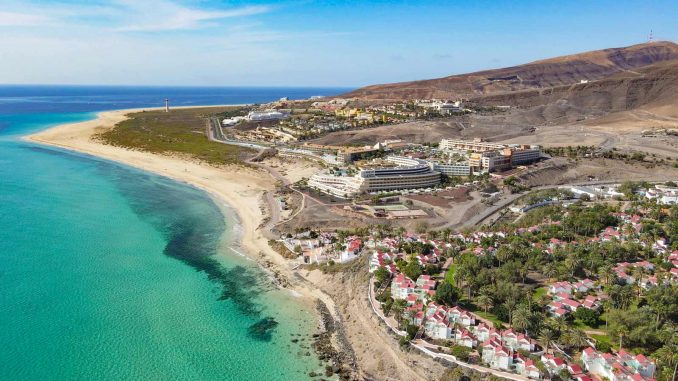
[341,41,678,101]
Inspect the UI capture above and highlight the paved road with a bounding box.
[461,180,666,229]
[206,118,308,238]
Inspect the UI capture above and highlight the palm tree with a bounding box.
[565,256,582,278]
[543,263,558,281]
[562,328,589,349]
[598,264,615,286]
[503,298,518,325]
[551,316,568,337]
[396,226,406,243]
[476,294,494,314]
[496,247,512,267]
[632,266,645,297]
[602,299,612,330]
[512,306,532,334]
[519,266,529,285]
[538,327,557,354]
[441,228,453,242]
[391,299,407,329]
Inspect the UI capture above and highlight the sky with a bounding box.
[1,0,677,87]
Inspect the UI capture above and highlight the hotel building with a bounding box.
[431,161,472,177]
[308,156,441,198]
[440,138,541,173]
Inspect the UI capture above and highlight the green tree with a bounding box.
[538,327,557,354]
[435,282,461,306]
[374,267,390,286]
[573,307,600,327]
[391,299,408,329]
[608,284,635,309]
[607,307,660,351]
[653,343,678,381]
[403,261,423,281]
[645,285,678,327]
[598,264,616,286]
[476,293,494,314]
[562,328,589,350]
[512,305,532,333]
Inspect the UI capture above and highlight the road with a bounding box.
[206,117,308,238]
[460,179,666,229]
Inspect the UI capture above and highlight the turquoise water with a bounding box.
[0,87,341,380]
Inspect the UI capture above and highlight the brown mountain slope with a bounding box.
[472,59,678,123]
[342,41,678,100]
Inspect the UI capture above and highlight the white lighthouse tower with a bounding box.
[164,98,170,112]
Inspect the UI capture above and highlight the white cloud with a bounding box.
[0,1,272,32]
[0,1,359,86]
[0,11,54,27]
[112,1,272,32]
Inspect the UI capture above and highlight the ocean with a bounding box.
[0,85,348,380]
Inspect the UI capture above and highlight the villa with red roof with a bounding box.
[582,347,656,381]
[391,273,416,300]
[514,354,541,379]
[541,354,567,375]
[481,339,513,370]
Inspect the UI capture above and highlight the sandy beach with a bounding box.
[25,108,445,380]
[24,108,336,312]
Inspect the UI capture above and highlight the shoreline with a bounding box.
[23,107,339,318]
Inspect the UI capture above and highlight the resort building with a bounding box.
[430,161,472,176]
[308,156,441,198]
[440,138,505,152]
[338,146,382,164]
[414,99,465,114]
[645,184,678,204]
[221,116,246,126]
[307,172,363,199]
[359,156,441,192]
[247,110,289,121]
[440,138,541,173]
[469,151,512,172]
[437,101,464,114]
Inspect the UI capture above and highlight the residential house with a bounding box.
[514,354,541,379]
[582,347,656,381]
[481,339,513,370]
[541,354,567,376]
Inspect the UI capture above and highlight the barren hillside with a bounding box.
[473,59,678,122]
[342,41,678,101]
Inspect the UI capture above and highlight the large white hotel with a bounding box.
[308,156,441,198]
[307,139,541,199]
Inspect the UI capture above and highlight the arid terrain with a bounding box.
[285,42,678,238]
[320,43,678,161]
[342,41,678,101]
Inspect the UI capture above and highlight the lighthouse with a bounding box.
[164,98,170,112]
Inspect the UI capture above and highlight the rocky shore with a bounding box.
[311,299,363,381]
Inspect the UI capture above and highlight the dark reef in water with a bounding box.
[108,165,279,338]
[247,317,279,341]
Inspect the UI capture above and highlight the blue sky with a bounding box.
[1,0,676,87]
